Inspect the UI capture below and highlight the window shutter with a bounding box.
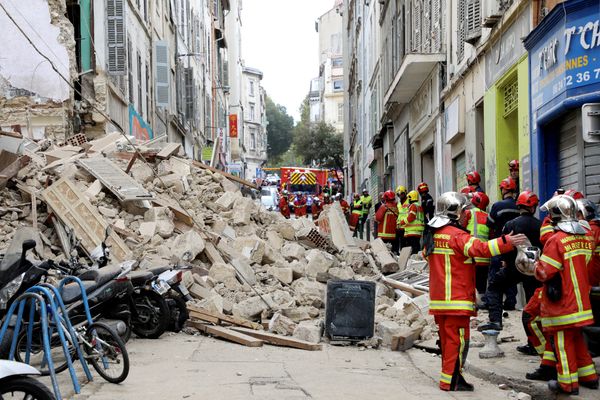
[457,0,466,62]
[422,0,431,53]
[431,0,441,52]
[411,1,421,52]
[107,0,126,75]
[185,68,195,121]
[465,0,482,44]
[155,41,170,108]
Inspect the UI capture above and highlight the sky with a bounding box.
[240,0,334,123]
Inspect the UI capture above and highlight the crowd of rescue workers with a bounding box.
[273,160,599,395]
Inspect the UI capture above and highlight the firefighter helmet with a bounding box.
[395,185,407,195]
[508,159,520,171]
[460,186,475,194]
[383,190,395,202]
[466,171,481,185]
[576,198,599,221]
[407,190,419,203]
[564,189,584,200]
[516,190,539,208]
[362,188,369,194]
[553,188,566,197]
[499,177,517,192]
[417,182,429,194]
[471,191,490,210]
[353,193,360,199]
[282,190,288,195]
[540,195,586,234]
[428,192,468,228]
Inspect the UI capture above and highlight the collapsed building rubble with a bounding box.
[0,130,435,351]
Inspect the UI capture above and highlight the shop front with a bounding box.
[525,0,600,203]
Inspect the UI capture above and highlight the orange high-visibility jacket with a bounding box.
[426,225,514,316]
[535,230,595,331]
[375,201,398,240]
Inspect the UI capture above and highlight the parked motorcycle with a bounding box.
[146,266,192,332]
[0,360,54,400]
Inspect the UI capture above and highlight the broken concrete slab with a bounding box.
[293,320,322,344]
[169,230,205,262]
[233,236,265,265]
[215,191,240,209]
[305,249,337,278]
[265,230,284,250]
[208,263,237,283]
[391,325,423,351]
[376,320,404,347]
[269,312,297,336]
[232,295,271,320]
[291,278,326,308]
[268,266,293,285]
[281,242,306,261]
[230,258,257,286]
[371,238,399,273]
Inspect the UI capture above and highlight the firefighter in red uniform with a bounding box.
[577,199,600,285]
[279,190,291,219]
[337,194,350,219]
[311,196,323,221]
[540,189,583,245]
[466,171,484,193]
[534,195,599,394]
[424,192,527,391]
[375,191,399,253]
[293,193,307,218]
[349,193,363,234]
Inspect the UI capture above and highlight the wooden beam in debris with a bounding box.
[187,305,262,330]
[191,160,258,189]
[156,143,181,159]
[189,321,264,347]
[229,327,323,351]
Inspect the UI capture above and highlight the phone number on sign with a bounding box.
[552,68,600,96]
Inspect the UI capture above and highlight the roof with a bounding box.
[242,67,263,79]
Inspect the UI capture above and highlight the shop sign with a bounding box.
[530,7,600,112]
[229,114,238,138]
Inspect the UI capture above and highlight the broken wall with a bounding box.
[0,0,76,141]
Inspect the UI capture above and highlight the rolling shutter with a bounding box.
[585,142,600,203]
[558,113,579,190]
[155,41,170,108]
[107,0,126,75]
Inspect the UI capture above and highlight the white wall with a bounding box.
[0,0,71,101]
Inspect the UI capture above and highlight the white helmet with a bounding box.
[428,192,468,228]
[541,195,586,234]
[282,190,289,195]
[576,198,599,221]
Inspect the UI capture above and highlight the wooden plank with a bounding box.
[381,276,426,296]
[41,177,132,262]
[229,327,323,351]
[191,160,258,189]
[189,321,264,347]
[156,143,181,159]
[124,152,139,173]
[203,241,225,264]
[187,305,262,330]
[189,312,221,324]
[152,197,194,226]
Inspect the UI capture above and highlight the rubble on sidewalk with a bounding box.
[0,130,435,351]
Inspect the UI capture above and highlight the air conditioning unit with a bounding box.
[482,0,503,28]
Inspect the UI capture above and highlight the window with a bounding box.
[454,152,467,190]
[337,103,343,123]
[250,129,256,150]
[107,0,126,75]
[332,58,343,68]
[333,80,343,91]
[127,38,134,103]
[249,103,255,121]
[155,41,170,108]
[137,51,142,114]
[457,0,466,62]
[249,80,255,97]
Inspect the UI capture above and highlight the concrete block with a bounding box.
[305,249,337,278]
[376,320,403,346]
[293,320,322,344]
[269,312,297,336]
[232,295,270,320]
[215,191,238,209]
[391,325,423,351]
[281,243,306,261]
[291,278,326,308]
[268,266,293,285]
[265,230,284,250]
[231,258,256,285]
[208,263,237,283]
[189,283,211,300]
[327,266,354,281]
[170,230,205,262]
[371,238,399,273]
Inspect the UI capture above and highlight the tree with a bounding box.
[294,120,344,170]
[265,96,294,162]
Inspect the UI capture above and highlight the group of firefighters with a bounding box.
[277,190,330,220]
[365,159,600,394]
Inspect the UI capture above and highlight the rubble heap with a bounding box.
[0,132,434,349]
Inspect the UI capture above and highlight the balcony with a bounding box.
[383,53,444,105]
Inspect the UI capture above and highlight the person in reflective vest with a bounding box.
[375,191,399,253]
[462,192,491,305]
[396,185,409,250]
[534,195,599,395]
[279,190,291,219]
[424,192,527,391]
[349,193,363,235]
[399,190,424,254]
[360,189,372,240]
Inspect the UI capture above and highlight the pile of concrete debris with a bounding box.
[0,130,434,350]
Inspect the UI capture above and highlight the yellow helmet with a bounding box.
[407,190,419,203]
[395,185,407,195]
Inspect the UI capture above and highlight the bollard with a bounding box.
[479,329,505,359]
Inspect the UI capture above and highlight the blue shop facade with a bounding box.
[524,0,600,203]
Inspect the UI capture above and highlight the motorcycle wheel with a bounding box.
[0,376,55,400]
[167,294,189,333]
[131,290,170,339]
[86,322,129,384]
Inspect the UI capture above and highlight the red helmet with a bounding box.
[499,177,517,191]
[508,159,520,171]
[466,171,481,185]
[417,182,429,194]
[516,190,539,208]
[460,186,475,194]
[383,190,396,202]
[564,189,584,200]
[471,192,490,210]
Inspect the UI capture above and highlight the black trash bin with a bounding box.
[325,280,375,340]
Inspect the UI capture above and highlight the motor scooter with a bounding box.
[0,359,55,399]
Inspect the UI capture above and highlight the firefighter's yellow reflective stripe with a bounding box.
[474,257,490,264]
[440,372,452,384]
[564,249,592,260]
[352,210,362,215]
[569,259,584,312]
[429,300,476,311]
[578,364,597,377]
[463,237,476,257]
[444,255,452,302]
[378,232,395,239]
[541,309,594,328]
[556,331,573,385]
[458,328,466,370]
[432,248,454,255]
[530,321,546,355]
[543,351,557,362]
[540,254,562,270]
[558,371,578,384]
[488,239,501,256]
[541,225,554,235]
